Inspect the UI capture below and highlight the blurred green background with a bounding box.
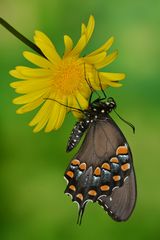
[0,0,160,239]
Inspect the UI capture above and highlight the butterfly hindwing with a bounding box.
[64,116,136,222]
[96,119,136,221]
[98,168,136,221]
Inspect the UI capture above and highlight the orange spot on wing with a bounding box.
[113,175,121,181]
[79,163,87,171]
[69,185,76,191]
[121,163,130,171]
[100,185,110,191]
[88,190,97,196]
[71,159,80,166]
[66,171,74,178]
[76,193,83,201]
[94,167,101,176]
[102,163,110,170]
[110,157,119,163]
[116,146,128,155]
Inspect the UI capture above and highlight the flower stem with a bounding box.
[0,17,46,58]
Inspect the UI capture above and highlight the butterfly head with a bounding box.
[105,97,116,111]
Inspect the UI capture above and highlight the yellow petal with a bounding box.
[99,72,126,81]
[106,81,122,87]
[72,111,84,119]
[94,72,123,89]
[81,23,86,35]
[67,95,74,112]
[72,96,84,119]
[84,51,106,65]
[10,79,52,88]
[88,36,114,56]
[32,101,54,132]
[10,81,24,88]
[80,85,91,99]
[44,101,60,132]
[95,50,118,69]
[23,51,53,69]
[54,105,66,130]
[64,35,73,56]
[71,35,86,56]
[12,80,53,94]
[84,67,100,90]
[44,95,66,132]
[34,31,55,48]
[9,70,25,79]
[34,31,61,63]
[85,15,95,43]
[29,92,55,130]
[13,89,49,104]
[34,40,61,65]
[76,91,88,110]
[14,66,52,78]
[16,98,44,114]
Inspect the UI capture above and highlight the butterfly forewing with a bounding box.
[64,116,136,221]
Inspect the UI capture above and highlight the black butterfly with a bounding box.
[64,97,136,224]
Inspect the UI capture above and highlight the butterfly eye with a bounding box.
[109,101,116,109]
[106,97,116,109]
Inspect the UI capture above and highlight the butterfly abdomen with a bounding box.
[66,120,90,152]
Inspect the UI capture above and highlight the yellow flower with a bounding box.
[10,15,125,133]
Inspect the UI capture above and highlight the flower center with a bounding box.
[53,57,85,96]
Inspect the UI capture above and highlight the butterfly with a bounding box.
[64,96,137,225]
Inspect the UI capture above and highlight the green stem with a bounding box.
[0,17,46,58]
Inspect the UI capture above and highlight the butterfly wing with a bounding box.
[98,168,136,221]
[64,116,136,223]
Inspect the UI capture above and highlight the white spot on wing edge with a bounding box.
[65,192,73,200]
[97,194,108,200]
[124,176,129,182]
[83,199,93,205]
[73,200,80,208]
[112,186,119,191]
[105,204,108,209]
[64,176,69,184]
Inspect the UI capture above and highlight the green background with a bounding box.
[0,0,160,239]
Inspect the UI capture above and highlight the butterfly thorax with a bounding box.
[84,97,116,120]
[66,98,116,152]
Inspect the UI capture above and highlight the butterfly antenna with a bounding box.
[44,98,84,113]
[83,64,100,103]
[114,109,135,133]
[97,72,107,100]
